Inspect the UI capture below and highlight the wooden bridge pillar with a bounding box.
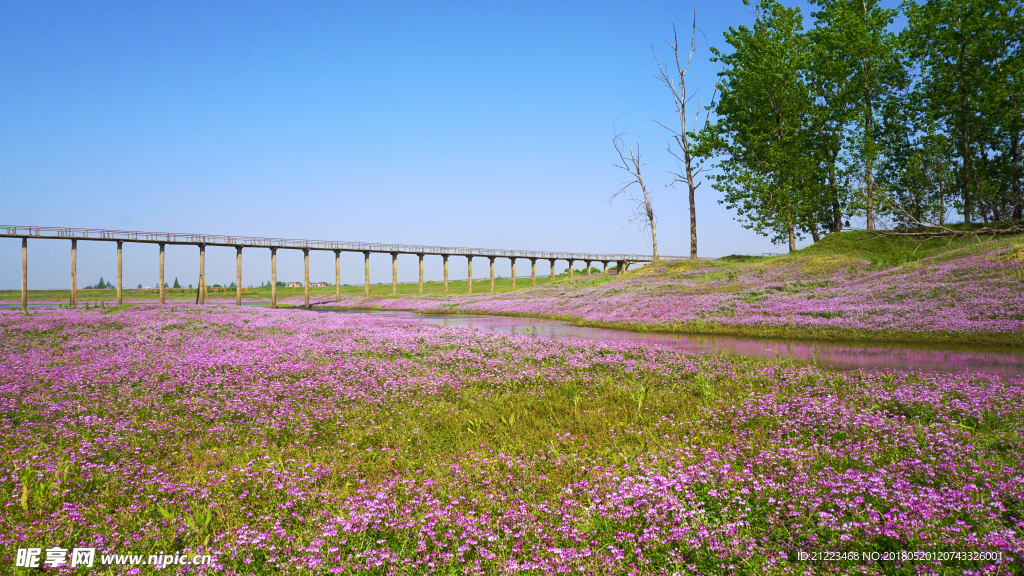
[568,259,574,279]
[70,239,77,307]
[159,243,166,304]
[530,258,537,286]
[418,254,424,293]
[443,255,449,292]
[510,257,516,290]
[391,252,398,295]
[21,238,27,308]
[602,261,608,274]
[270,248,278,308]
[236,246,243,306]
[117,241,124,304]
[549,259,555,281]
[334,250,341,302]
[488,257,495,292]
[364,251,370,296]
[303,248,310,309]
[467,256,473,294]
[585,260,592,276]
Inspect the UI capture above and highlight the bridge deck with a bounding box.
[1,225,675,262]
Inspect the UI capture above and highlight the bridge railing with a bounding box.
[1,225,679,262]
[4,224,695,309]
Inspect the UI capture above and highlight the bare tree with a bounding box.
[611,128,659,260]
[653,16,718,260]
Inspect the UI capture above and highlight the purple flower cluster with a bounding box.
[2,305,1022,574]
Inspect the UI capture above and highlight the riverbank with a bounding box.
[284,231,1024,347]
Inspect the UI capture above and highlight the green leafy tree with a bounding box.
[877,87,958,227]
[806,8,857,234]
[811,0,905,230]
[903,0,1021,225]
[173,277,180,289]
[705,0,820,251]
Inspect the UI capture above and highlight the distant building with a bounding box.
[310,282,329,287]
[285,282,302,288]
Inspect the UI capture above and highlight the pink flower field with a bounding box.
[2,305,1023,574]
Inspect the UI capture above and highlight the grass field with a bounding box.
[2,305,1021,574]
[0,275,569,304]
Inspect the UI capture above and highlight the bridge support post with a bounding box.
[235,246,243,306]
[392,252,398,295]
[304,248,310,309]
[159,243,166,304]
[363,251,370,296]
[70,239,77,307]
[117,241,124,305]
[21,238,27,308]
[198,243,206,305]
[467,256,473,294]
[335,250,341,302]
[443,255,449,292]
[488,257,495,292]
[549,259,555,281]
[20,237,27,309]
[602,261,608,274]
[585,260,591,276]
[616,260,624,274]
[270,248,278,308]
[568,259,574,279]
[530,258,536,286]
[510,257,516,290]
[418,254,424,293]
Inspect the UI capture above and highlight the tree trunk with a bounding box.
[811,225,820,243]
[938,181,946,227]
[863,64,875,231]
[689,184,697,259]
[1013,125,1022,221]
[961,161,972,226]
[958,33,972,227]
[650,216,659,261]
[787,213,796,253]
[829,162,842,232]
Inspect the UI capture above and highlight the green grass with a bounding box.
[0,274,571,304]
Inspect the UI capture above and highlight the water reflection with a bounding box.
[332,309,1024,378]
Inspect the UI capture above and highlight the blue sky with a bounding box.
[2,0,863,289]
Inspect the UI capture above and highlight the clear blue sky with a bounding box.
[2,0,844,289]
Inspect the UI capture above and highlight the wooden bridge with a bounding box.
[2,225,672,308]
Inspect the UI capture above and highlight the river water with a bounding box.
[327,309,1024,378]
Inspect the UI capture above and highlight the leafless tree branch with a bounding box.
[610,122,660,260]
[652,14,717,259]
